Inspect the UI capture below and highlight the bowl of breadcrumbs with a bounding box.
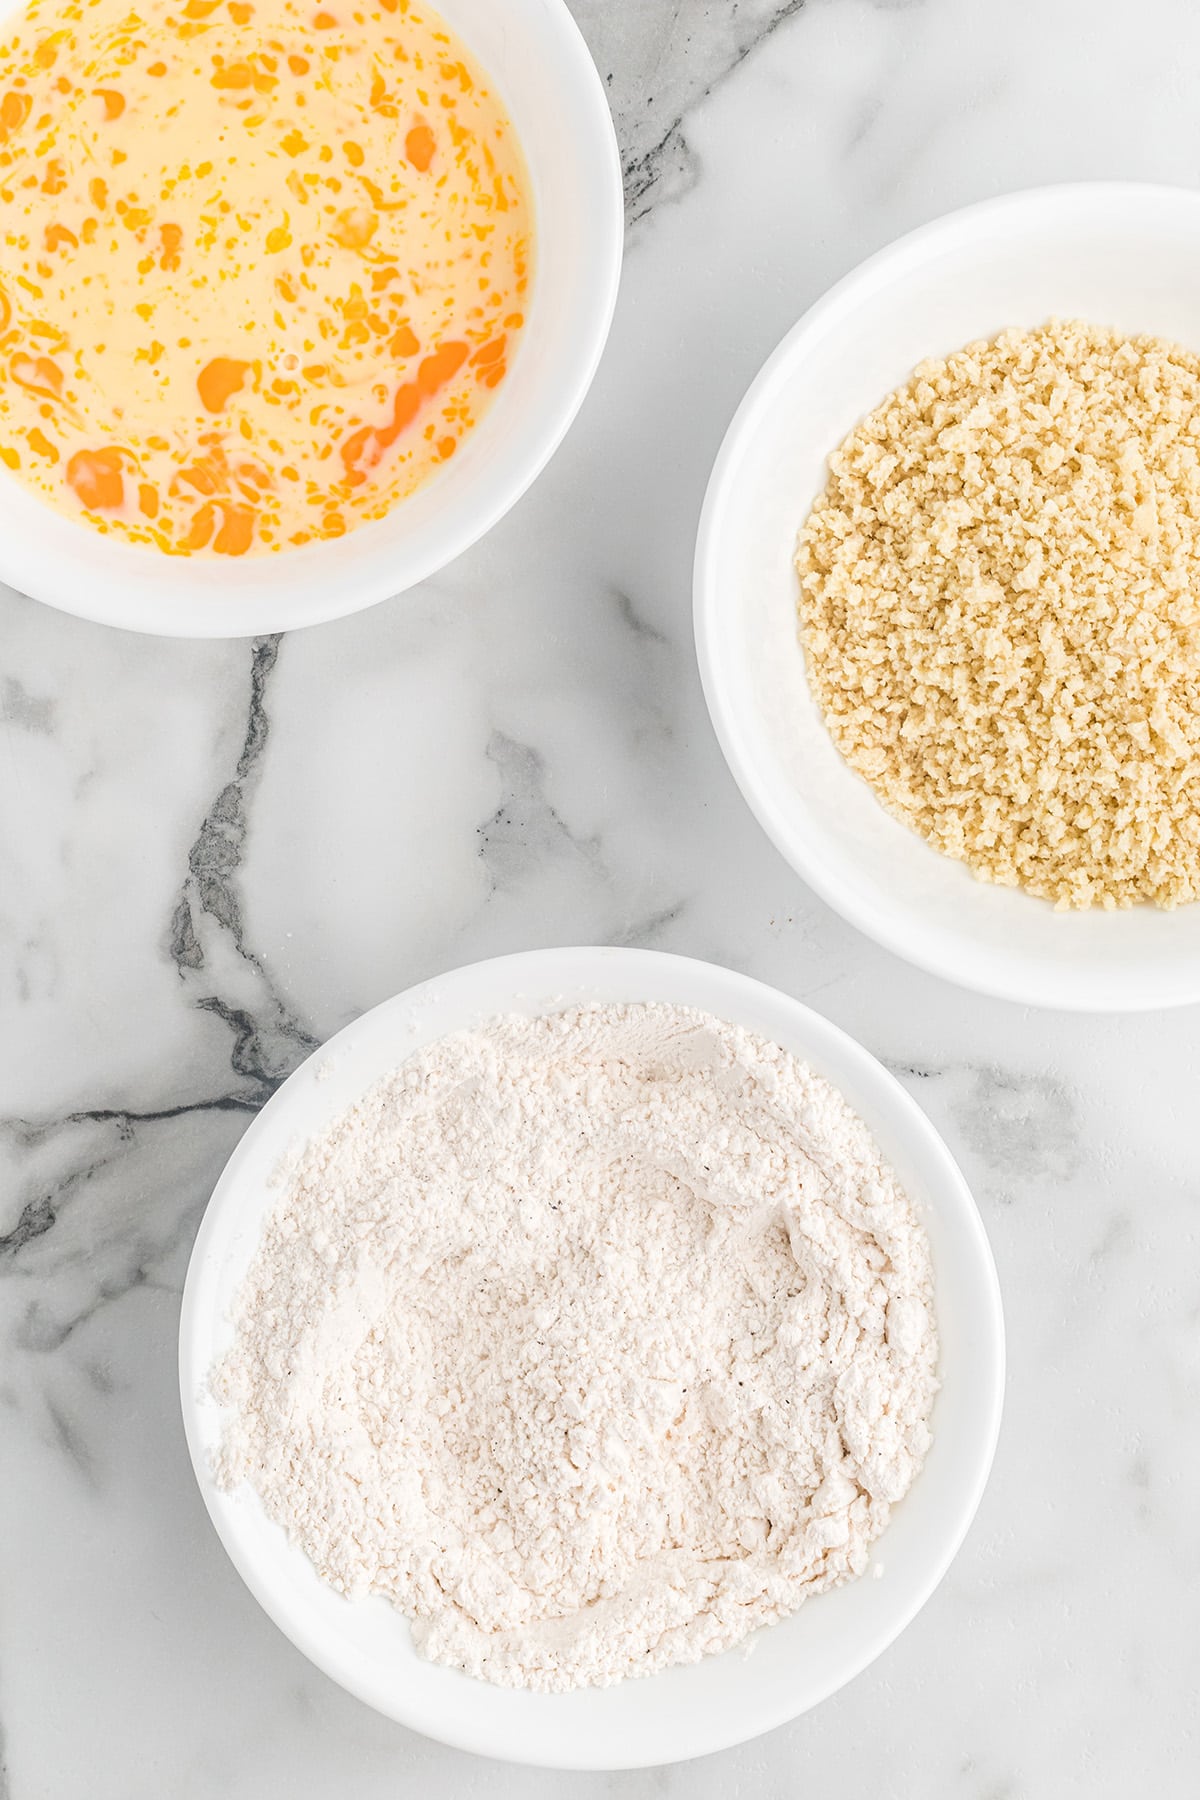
[695,183,1200,1010]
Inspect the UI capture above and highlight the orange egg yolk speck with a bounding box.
[0,0,533,557]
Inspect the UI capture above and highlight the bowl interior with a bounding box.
[696,185,1200,1009]
[180,947,1003,1770]
[0,0,621,636]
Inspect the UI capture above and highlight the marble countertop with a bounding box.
[3,0,1200,1794]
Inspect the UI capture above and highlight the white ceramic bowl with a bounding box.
[179,946,1003,1769]
[0,0,621,638]
[695,183,1200,1011]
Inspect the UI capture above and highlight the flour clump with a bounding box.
[213,1002,938,1692]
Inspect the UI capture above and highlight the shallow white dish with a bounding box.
[179,946,1003,1769]
[695,183,1200,1011]
[0,0,622,638]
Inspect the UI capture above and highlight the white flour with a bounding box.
[213,1002,938,1692]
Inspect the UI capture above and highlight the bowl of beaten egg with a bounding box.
[0,0,621,634]
[696,184,1200,1011]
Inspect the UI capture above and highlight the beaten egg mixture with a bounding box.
[0,0,532,555]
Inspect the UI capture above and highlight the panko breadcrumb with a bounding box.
[796,319,1200,909]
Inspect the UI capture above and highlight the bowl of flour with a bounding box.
[179,947,1003,1768]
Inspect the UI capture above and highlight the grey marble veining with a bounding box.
[169,635,319,1092]
[573,0,809,221]
[3,0,1200,1794]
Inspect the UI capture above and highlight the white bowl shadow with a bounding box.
[179,946,1004,1770]
[695,183,1200,1011]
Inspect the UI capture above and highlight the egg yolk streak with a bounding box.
[0,0,532,555]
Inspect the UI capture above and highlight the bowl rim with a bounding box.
[178,945,1005,1768]
[0,0,624,640]
[693,180,1200,1013]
